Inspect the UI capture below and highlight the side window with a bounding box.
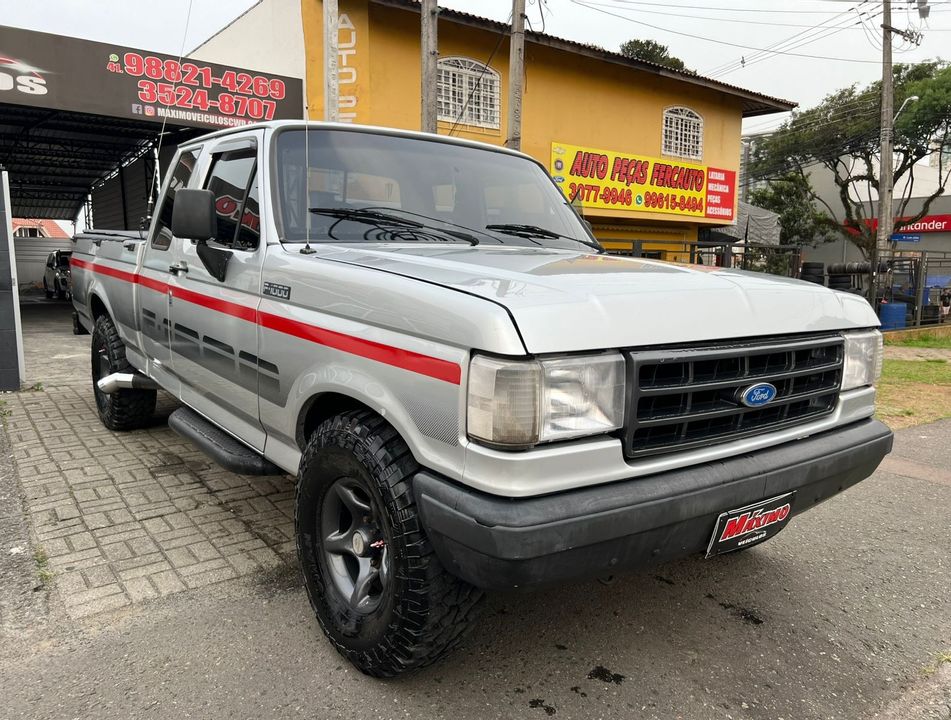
[152,148,200,250]
[235,175,260,250]
[204,148,257,250]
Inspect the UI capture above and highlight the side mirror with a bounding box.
[172,189,216,241]
[171,188,232,282]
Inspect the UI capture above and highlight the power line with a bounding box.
[706,1,876,77]
[591,0,898,13]
[568,0,886,65]
[447,11,510,137]
[583,0,883,28]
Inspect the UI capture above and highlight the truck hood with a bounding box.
[309,244,880,354]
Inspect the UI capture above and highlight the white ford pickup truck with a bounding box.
[71,121,892,676]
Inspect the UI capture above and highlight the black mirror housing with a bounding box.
[172,189,216,241]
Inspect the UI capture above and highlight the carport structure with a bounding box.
[1,103,196,222]
[0,25,304,390]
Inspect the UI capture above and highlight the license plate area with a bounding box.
[705,492,795,558]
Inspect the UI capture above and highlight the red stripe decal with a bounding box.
[137,274,168,293]
[75,258,461,384]
[170,284,258,323]
[258,310,462,385]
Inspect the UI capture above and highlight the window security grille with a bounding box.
[662,107,703,161]
[437,57,500,130]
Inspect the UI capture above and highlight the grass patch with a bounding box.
[34,547,53,588]
[923,652,951,676]
[876,359,951,429]
[884,331,951,349]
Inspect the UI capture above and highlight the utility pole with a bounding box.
[872,0,893,305]
[420,0,438,133]
[323,0,339,121]
[740,139,751,204]
[505,0,526,150]
[870,0,928,305]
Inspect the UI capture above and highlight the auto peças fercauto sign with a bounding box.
[0,27,303,129]
[550,141,737,222]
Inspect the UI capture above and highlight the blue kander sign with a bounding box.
[891,233,922,243]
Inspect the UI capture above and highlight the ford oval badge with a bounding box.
[739,382,777,408]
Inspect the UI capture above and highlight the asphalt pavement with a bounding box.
[0,302,949,719]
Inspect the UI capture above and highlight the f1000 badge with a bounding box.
[263,282,291,300]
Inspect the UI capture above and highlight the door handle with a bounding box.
[169,261,188,276]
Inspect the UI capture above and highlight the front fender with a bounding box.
[265,355,467,483]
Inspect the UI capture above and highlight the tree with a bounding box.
[748,172,840,246]
[619,39,690,72]
[749,62,951,260]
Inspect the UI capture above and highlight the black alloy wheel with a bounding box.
[319,476,390,614]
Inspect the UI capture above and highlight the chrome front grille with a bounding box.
[624,335,844,459]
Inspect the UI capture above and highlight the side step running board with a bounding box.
[168,407,284,476]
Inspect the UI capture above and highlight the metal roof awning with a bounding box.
[0,103,199,219]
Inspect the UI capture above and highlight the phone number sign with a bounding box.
[550,142,737,222]
[0,27,303,130]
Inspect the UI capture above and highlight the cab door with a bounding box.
[166,133,266,450]
[138,147,201,396]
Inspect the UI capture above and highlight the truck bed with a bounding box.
[70,228,147,361]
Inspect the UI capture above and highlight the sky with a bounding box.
[1,0,949,135]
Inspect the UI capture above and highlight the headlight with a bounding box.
[467,353,625,448]
[841,329,883,391]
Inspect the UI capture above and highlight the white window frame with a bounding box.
[662,106,704,161]
[437,56,501,130]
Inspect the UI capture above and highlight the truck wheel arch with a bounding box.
[88,292,109,322]
[296,392,405,454]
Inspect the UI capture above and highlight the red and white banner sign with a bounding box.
[847,214,951,235]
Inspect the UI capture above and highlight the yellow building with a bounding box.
[193,0,794,259]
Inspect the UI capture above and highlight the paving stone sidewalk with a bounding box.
[3,304,297,619]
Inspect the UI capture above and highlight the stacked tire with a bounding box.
[827,273,852,291]
[827,261,886,275]
[799,262,825,285]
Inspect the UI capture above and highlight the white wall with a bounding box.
[806,157,945,215]
[188,0,306,97]
[14,236,73,291]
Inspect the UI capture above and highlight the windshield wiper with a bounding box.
[309,207,424,228]
[485,223,603,253]
[308,207,479,245]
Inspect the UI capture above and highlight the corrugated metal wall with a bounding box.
[91,154,152,231]
[14,235,73,290]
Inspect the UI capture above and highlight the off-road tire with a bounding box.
[90,314,156,431]
[296,409,483,677]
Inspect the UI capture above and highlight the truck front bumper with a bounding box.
[414,419,893,590]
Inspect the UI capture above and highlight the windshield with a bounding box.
[57,252,71,268]
[272,128,598,250]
